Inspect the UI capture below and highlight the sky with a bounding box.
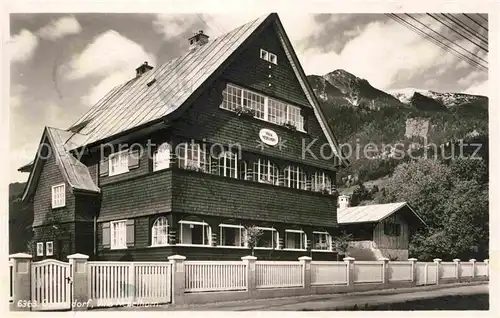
[9,13,489,183]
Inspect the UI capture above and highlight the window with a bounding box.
[51,183,65,208]
[46,241,54,256]
[216,151,238,178]
[153,143,171,171]
[219,224,246,247]
[253,159,279,185]
[179,221,211,245]
[109,150,129,176]
[311,172,332,193]
[268,52,277,64]
[151,217,169,246]
[284,166,307,189]
[239,160,248,180]
[255,227,278,249]
[284,230,306,250]
[110,220,127,249]
[36,242,44,256]
[384,222,401,236]
[260,49,277,64]
[177,142,208,172]
[312,232,332,251]
[260,49,268,61]
[220,84,305,132]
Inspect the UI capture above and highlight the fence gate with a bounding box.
[31,259,72,311]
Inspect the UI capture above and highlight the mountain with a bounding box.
[307,69,488,187]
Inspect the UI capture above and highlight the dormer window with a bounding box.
[260,49,277,65]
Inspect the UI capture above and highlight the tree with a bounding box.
[332,231,353,261]
[243,226,264,256]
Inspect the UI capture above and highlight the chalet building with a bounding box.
[337,195,426,261]
[19,13,351,262]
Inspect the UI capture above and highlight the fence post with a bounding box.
[299,256,312,291]
[128,262,135,305]
[379,257,389,285]
[408,258,418,285]
[67,253,90,311]
[343,257,355,286]
[9,253,32,311]
[453,259,461,282]
[242,256,257,298]
[469,259,477,279]
[433,258,442,285]
[168,255,186,305]
[484,259,489,277]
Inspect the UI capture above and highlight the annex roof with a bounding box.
[337,202,426,226]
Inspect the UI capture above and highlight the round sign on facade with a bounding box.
[259,128,279,146]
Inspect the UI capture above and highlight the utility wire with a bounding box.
[426,13,488,52]
[463,13,489,32]
[441,14,488,44]
[405,14,488,65]
[386,14,487,71]
[477,14,488,22]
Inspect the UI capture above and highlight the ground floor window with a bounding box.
[110,220,127,249]
[284,230,306,250]
[36,242,44,256]
[312,232,332,251]
[219,224,246,247]
[179,221,211,245]
[255,227,279,249]
[45,241,54,256]
[151,217,169,246]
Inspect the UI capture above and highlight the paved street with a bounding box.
[97,282,488,311]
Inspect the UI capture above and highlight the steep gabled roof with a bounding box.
[337,202,426,226]
[21,127,100,201]
[21,13,350,201]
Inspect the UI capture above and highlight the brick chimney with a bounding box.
[136,61,153,77]
[188,30,209,50]
[338,194,350,210]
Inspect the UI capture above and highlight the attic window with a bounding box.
[51,183,66,208]
[260,49,277,65]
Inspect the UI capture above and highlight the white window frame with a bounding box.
[153,142,171,172]
[110,220,127,250]
[254,227,279,249]
[284,166,307,189]
[178,220,212,246]
[268,52,277,65]
[177,142,208,172]
[284,229,307,251]
[253,158,279,185]
[312,231,333,252]
[219,224,247,248]
[260,49,269,61]
[45,241,54,256]
[109,150,129,176]
[311,172,332,194]
[51,183,66,208]
[216,151,238,178]
[36,242,44,256]
[151,217,169,246]
[220,84,305,132]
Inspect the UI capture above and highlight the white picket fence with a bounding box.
[184,261,247,292]
[255,261,304,288]
[310,261,348,285]
[87,261,172,307]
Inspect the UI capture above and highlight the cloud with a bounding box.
[9,29,39,63]
[153,14,199,39]
[464,81,488,96]
[37,15,82,41]
[65,30,156,105]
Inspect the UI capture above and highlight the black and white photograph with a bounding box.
[5,1,495,313]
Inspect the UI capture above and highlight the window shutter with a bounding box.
[99,158,109,177]
[102,222,111,248]
[126,219,135,247]
[128,150,140,169]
